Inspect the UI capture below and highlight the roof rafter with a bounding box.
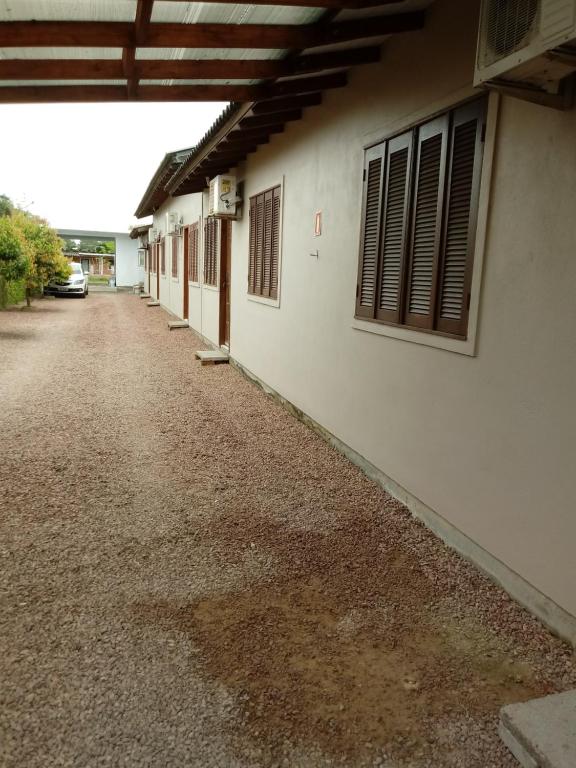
[0,46,381,82]
[161,0,405,7]
[0,74,346,103]
[0,13,425,49]
[123,0,154,97]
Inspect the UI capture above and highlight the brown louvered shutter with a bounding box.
[204,220,210,284]
[171,235,178,278]
[436,99,486,337]
[161,238,166,275]
[249,187,281,298]
[262,189,273,297]
[204,218,219,286]
[185,226,191,281]
[254,195,264,295]
[356,143,385,319]
[188,221,199,282]
[270,186,281,299]
[248,198,257,293]
[375,131,413,324]
[404,115,449,329]
[203,219,210,284]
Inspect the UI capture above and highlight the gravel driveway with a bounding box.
[1,294,574,768]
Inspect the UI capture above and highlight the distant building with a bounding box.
[57,228,144,288]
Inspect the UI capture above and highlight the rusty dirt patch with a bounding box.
[133,510,550,765]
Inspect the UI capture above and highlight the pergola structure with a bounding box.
[0,1,427,104]
[0,0,432,215]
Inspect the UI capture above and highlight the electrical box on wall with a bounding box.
[208,175,240,218]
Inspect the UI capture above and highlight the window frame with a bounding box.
[355,95,488,342]
[160,237,166,276]
[187,220,199,283]
[171,233,178,279]
[248,183,282,302]
[203,217,219,287]
[151,242,157,274]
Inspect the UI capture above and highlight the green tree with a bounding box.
[0,194,14,218]
[14,210,70,307]
[61,237,115,255]
[0,214,29,309]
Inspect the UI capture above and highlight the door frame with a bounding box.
[218,219,231,348]
[156,239,161,299]
[182,226,189,320]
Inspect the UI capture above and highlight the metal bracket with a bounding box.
[486,75,575,111]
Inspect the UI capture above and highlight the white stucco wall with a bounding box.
[152,192,222,347]
[115,233,143,287]
[153,195,198,318]
[220,0,576,621]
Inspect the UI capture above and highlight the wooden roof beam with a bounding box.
[0,85,128,103]
[291,45,381,74]
[0,13,425,49]
[0,85,250,103]
[0,79,342,103]
[0,60,123,79]
[239,110,303,130]
[125,0,154,98]
[162,0,405,9]
[173,183,206,196]
[204,145,261,160]
[262,72,346,99]
[0,47,380,81]
[122,48,137,98]
[251,92,322,114]
[223,125,285,143]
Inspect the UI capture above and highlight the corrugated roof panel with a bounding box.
[136,48,285,61]
[0,79,127,86]
[140,78,257,85]
[0,0,137,22]
[0,48,123,60]
[152,2,324,26]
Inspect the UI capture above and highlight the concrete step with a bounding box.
[146,300,160,307]
[139,292,151,299]
[168,320,189,330]
[500,690,576,768]
[195,349,229,366]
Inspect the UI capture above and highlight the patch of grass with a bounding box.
[88,275,112,285]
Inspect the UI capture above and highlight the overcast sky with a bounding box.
[0,101,227,234]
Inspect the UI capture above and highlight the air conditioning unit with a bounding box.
[165,211,182,235]
[208,175,239,218]
[475,0,576,93]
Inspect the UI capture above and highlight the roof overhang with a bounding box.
[129,223,153,239]
[0,1,428,105]
[123,1,431,213]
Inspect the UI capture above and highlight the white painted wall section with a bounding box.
[225,0,576,621]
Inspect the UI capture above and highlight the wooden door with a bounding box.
[146,246,151,293]
[182,226,189,320]
[156,242,160,299]
[219,220,232,347]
